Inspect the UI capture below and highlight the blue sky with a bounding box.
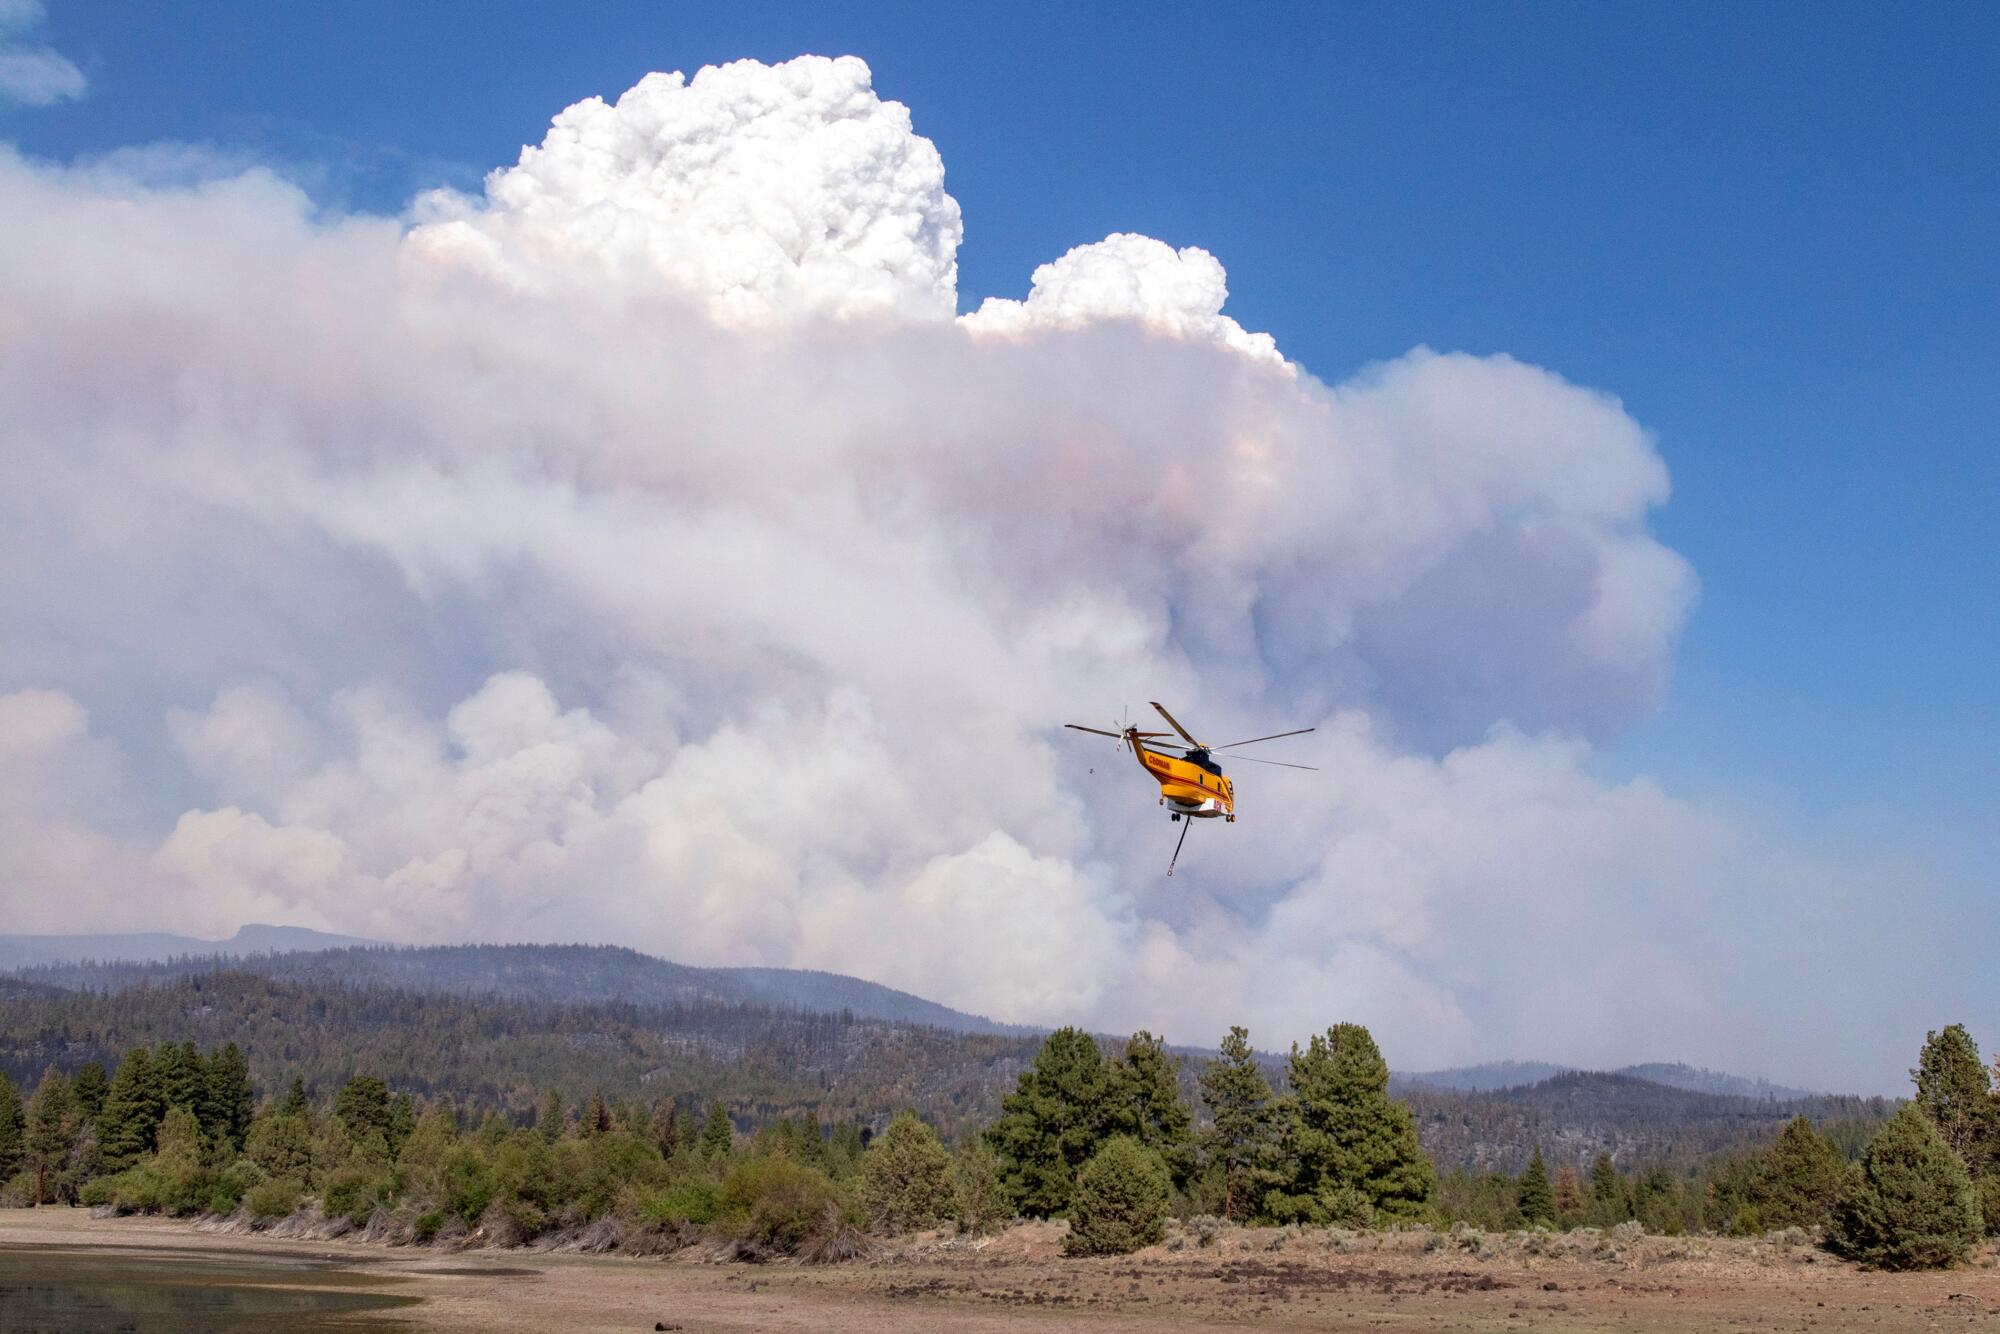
[18,1,1993,863]
[2,3,1992,1084]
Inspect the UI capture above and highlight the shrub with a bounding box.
[716,1154,859,1257]
[952,1140,1011,1236]
[322,1164,392,1226]
[1826,1104,1981,1270]
[1064,1137,1171,1257]
[1323,1185,1374,1229]
[857,1112,957,1233]
[245,1177,302,1221]
[636,1178,719,1227]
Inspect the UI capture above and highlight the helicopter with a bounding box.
[1066,701,1316,876]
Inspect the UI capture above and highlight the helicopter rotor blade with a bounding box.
[1228,754,1319,771]
[1149,701,1204,749]
[1214,727,1316,750]
[1065,725,1124,739]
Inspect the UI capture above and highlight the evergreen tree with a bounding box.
[536,1089,566,1141]
[1752,1116,1847,1232]
[1911,1025,1997,1166]
[857,1111,959,1232]
[651,1101,679,1160]
[676,1103,702,1160]
[700,1100,733,1159]
[1827,1103,1980,1270]
[583,1090,611,1136]
[96,1046,163,1170]
[986,1027,1117,1216]
[953,1138,1012,1235]
[333,1075,392,1141]
[245,1109,314,1184]
[70,1061,108,1126]
[0,1072,22,1183]
[155,1040,203,1114]
[1589,1151,1628,1224]
[1114,1031,1195,1188]
[386,1090,417,1156]
[1518,1148,1555,1226]
[24,1066,74,1206]
[1553,1164,1584,1223]
[1198,1025,1279,1222]
[1063,1137,1172,1256]
[1272,1023,1435,1223]
[279,1077,311,1120]
[202,1043,255,1151]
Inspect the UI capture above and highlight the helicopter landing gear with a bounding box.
[1170,812,1181,822]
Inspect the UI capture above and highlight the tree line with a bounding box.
[0,1017,1993,1267]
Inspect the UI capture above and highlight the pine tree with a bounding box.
[155,1040,203,1114]
[333,1075,392,1141]
[0,1072,23,1183]
[953,1138,1012,1235]
[858,1111,959,1232]
[583,1090,611,1136]
[24,1066,74,1206]
[1198,1026,1279,1222]
[202,1043,255,1152]
[1752,1115,1846,1232]
[676,1103,702,1160]
[1827,1103,1980,1270]
[651,1101,679,1160]
[985,1027,1122,1216]
[1518,1148,1555,1226]
[1274,1023,1435,1223]
[1589,1151,1628,1224]
[1553,1164,1584,1223]
[69,1061,108,1126]
[536,1089,566,1141]
[279,1078,311,1120]
[386,1090,417,1155]
[96,1046,163,1170]
[1114,1031,1195,1189]
[1063,1137,1172,1256]
[1912,1025,1997,1166]
[700,1100,733,1159]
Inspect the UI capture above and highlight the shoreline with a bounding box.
[4,1207,1998,1332]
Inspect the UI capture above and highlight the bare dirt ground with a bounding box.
[4,1209,1999,1332]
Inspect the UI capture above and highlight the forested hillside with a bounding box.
[13,943,1023,1036]
[1403,1071,1889,1173]
[0,969,1887,1172]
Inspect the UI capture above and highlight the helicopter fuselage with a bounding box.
[1130,732,1235,820]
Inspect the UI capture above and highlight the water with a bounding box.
[0,1243,418,1333]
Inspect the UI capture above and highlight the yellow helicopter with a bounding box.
[1066,701,1316,875]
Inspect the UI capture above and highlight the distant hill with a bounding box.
[9,942,1030,1037]
[1397,1059,1819,1101]
[1396,1060,1570,1093]
[0,924,377,971]
[1400,1070,1887,1172]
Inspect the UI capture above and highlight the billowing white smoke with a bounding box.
[0,57,1958,1086]
[407,55,960,323]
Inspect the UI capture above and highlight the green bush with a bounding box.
[857,1112,957,1233]
[952,1140,1011,1235]
[245,1177,303,1221]
[1323,1185,1374,1229]
[716,1154,858,1255]
[1064,1137,1171,1257]
[413,1210,444,1243]
[637,1178,720,1227]
[1826,1104,1981,1270]
[322,1164,391,1225]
